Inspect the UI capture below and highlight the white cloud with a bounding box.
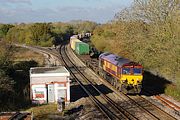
[0,0,132,23]
[0,0,31,5]
[55,6,120,23]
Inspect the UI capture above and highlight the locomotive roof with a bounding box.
[99,52,134,67]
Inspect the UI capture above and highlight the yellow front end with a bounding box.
[120,75,143,86]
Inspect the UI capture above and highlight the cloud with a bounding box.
[0,0,131,23]
[55,6,121,23]
[0,7,60,23]
[0,5,123,23]
[0,0,31,5]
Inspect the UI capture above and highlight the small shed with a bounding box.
[30,66,70,105]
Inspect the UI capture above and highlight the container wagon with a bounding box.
[75,42,89,55]
[70,38,81,50]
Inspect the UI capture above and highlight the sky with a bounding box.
[0,0,133,23]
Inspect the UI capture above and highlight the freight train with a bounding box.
[70,35,143,94]
[70,36,90,55]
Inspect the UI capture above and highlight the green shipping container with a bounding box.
[75,42,89,55]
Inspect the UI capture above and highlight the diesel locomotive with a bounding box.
[98,52,143,94]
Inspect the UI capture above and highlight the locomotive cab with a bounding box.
[120,64,143,94]
[121,66,143,84]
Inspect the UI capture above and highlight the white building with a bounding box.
[30,66,70,105]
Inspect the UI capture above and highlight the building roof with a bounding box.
[30,66,70,77]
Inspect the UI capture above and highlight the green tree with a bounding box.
[0,24,14,38]
[0,41,15,111]
[52,23,74,45]
[29,23,53,46]
[0,70,15,111]
[71,20,98,33]
[92,0,180,83]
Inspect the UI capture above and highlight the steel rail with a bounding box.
[61,44,138,120]
[59,44,121,120]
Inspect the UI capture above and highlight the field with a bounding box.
[13,46,44,65]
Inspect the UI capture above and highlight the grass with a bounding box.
[165,83,180,101]
[142,71,180,102]
[13,46,45,66]
[26,104,63,120]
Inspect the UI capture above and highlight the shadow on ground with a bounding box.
[65,105,83,115]
[70,83,113,102]
[141,71,171,96]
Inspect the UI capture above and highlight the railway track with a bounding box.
[128,95,177,120]
[86,62,178,119]
[0,112,33,120]
[154,95,180,111]
[26,44,119,120]
[90,75,178,120]
[60,44,135,120]
[18,44,179,120]
[24,45,126,119]
[82,58,180,115]
[65,43,178,120]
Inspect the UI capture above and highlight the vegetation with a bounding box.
[0,24,14,38]
[52,22,74,45]
[92,0,180,99]
[6,23,54,47]
[1,21,97,47]
[165,84,180,100]
[13,47,44,65]
[0,0,179,111]
[0,41,43,111]
[0,41,15,111]
[0,20,98,111]
[26,104,62,120]
[52,21,97,45]
[70,20,98,33]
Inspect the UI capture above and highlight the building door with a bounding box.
[48,84,55,103]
